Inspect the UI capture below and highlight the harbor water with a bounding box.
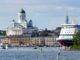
[0,47,80,60]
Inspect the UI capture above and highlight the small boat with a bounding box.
[2,45,8,49]
[34,46,37,49]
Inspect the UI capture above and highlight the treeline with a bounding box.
[0,27,61,37]
[0,30,6,36]
[31,27,61,37]
[71,30,80,50]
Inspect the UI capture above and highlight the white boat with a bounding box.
[57,15,80,47]
[2,44,8,49]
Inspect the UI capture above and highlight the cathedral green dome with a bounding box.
[20,9,25,13]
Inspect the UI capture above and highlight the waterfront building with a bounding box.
[6,22,23,36]
[6,9,38,36]
[1,36,57,47]
[18,9,27,28]
[5,8,60,47]
[1,38,10,45]
[44,37,56,47]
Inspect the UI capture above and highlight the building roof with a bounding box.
[20,9,25,13]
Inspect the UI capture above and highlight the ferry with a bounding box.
[57,15,80,47]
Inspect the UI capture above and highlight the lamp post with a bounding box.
[57,47,61,60]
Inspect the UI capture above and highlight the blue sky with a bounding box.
[0,0,80,30]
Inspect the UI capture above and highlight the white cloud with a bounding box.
[24,4,80,16]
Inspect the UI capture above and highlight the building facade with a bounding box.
[6,9,38,36]
[1,36,57,47]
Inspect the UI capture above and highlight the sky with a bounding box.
[0,0,80,30]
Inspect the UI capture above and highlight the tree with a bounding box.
[72,30,80,50]
[31,30,39,37]
[0,30,6,36]
[40,28,50,37]
[73,30,80,44]
[73,30,80,45]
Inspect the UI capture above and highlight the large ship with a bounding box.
[57,15,80,47]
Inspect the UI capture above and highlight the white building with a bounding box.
[6,9,38,36]
[18,9,27,28]
[6,23,23,36]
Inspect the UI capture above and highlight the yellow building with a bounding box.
[1,36,57,47]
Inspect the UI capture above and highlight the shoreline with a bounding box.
[0,46,80,51]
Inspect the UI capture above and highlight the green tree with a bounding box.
[0,30,6,36]
[72,30,80,50]
[73,31,80,45]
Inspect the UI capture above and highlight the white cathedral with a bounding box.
[6,9,38,36]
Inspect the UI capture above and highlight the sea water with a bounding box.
[0,47,80,60]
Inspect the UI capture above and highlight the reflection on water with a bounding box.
[0,47,79,60]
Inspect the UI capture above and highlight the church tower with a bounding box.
[27,20,33,27]
[18,9,27,28]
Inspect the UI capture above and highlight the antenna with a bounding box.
[65,9,69,24]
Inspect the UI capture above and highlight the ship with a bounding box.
[57,14,80,47]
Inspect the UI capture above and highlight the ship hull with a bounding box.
[58,40,73,47]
